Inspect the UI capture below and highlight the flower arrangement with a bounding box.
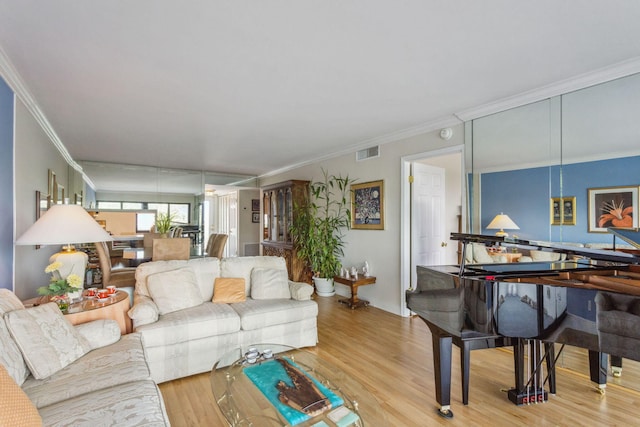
[155,212,177,235]
[37,261,83,297]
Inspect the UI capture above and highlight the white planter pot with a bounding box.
[313,277,335,297]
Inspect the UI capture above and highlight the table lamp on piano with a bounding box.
[487,212,519,237]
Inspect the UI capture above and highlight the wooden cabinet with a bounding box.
[261,180,310,283]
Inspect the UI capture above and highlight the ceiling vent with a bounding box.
[356,146,380,161]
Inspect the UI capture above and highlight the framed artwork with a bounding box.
[48,169,56,197]
[562,196,576,226]
[35,190,50,249]
[251,199,260,212]
[252,212,260,223]
[588,186,638,233]
[550,197,561,225]
[74,192,83,206]
[351,180,384,230]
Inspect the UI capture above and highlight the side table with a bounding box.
[23,290,132,334]
[333,275,376,309]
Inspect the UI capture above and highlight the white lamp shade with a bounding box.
[16,204,113,246]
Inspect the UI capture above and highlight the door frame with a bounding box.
[400,144,465,317]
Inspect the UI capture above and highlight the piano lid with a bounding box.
[608,227,640,249]
[451,233,640,265]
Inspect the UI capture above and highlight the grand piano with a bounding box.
[406,229,640,418]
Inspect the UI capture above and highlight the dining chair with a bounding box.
[94,241,136,288]
[206,233,228,259]
[152,237,191,261]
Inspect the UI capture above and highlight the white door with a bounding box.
[411,162,446,288]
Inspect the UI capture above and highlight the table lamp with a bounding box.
[16,204,114,283]
[486,213,520,237]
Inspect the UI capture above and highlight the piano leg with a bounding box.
[429,327,454,418]
[588,350,608,394]
[545,343,556,395]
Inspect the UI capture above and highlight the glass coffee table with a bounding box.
[210,344,388,426]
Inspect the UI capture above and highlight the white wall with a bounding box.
[259,123,465,315]
[14,99,70,299]
[238,189,260,256]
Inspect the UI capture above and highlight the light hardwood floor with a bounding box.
[159,295,640,426]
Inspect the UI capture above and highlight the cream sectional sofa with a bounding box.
[127,256,318,383]
[0,289,169,426]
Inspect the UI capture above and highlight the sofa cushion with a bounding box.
[22,333,151,409]
[37,379,169,427]
[147,268,203,315]
[128,295,160,328]
[231,299,318,331]
[0,321,29,387]
[0,364,42,427]
[135,257,220,301]
[74,319,121,350]
[529,250,565,262]
[5,303,90,379]
[213,278,246,303]
[289,281,314,301]
[250,268,291,300]
[221,256,287,294]
[135,302,241,347]
[0,289,25,314]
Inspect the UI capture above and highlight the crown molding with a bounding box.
[455,57,640,122]
[260,114,463,179]
[0,44,96,190]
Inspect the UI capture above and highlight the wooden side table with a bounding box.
[333,276,376,309]
[489,252,522,263]
[23,290,132,334]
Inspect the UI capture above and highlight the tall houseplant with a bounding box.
[291,170,355,296]
[155,212,176,236]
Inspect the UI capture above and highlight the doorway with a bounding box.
[400,146,464,316]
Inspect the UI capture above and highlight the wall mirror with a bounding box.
[467,72,640,392]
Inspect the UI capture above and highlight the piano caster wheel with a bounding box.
[612,367,622,378]
[437,407,454,419]
[595,385,606,395]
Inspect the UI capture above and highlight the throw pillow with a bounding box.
[146,268,203,315]
[5,303,90,380]
[250,268,291,300]
[212,278,246,303]
[0,364,42,426]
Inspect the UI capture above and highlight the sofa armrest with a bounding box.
[74,319,121,350]
[288,281,314,301]
[128,295,159,328]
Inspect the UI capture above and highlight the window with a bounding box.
[96,201,191,224]
[123,202,143,210]
[136,212,156,232]
[97,201,121,209]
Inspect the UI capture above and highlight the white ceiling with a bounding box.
[2,1,640,192]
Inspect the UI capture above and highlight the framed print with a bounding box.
[588,186,638,233]
[48,169,56,196]
[550,197,561,225]
[562,196,576,225]
[251,199,260,212]
[351,180,384,230]
[35,190,50,249]
[251,212,260,223]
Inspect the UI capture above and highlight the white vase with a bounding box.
[313,277,335,297]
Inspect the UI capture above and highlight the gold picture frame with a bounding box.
[551,196,577,226]
[550,197,561,225]
[35,190,50,249]
[351,180,384,230]
[562,196,576,226]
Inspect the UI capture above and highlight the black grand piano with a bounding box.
[406,229,640,418]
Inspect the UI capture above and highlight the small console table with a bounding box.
[333,275,376,309]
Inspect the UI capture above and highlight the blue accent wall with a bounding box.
[0,78,14,290]
[481,156,640,244]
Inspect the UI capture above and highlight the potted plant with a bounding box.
[155,212,176,236]
[38,261,83,311]
[291,170,356,296]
